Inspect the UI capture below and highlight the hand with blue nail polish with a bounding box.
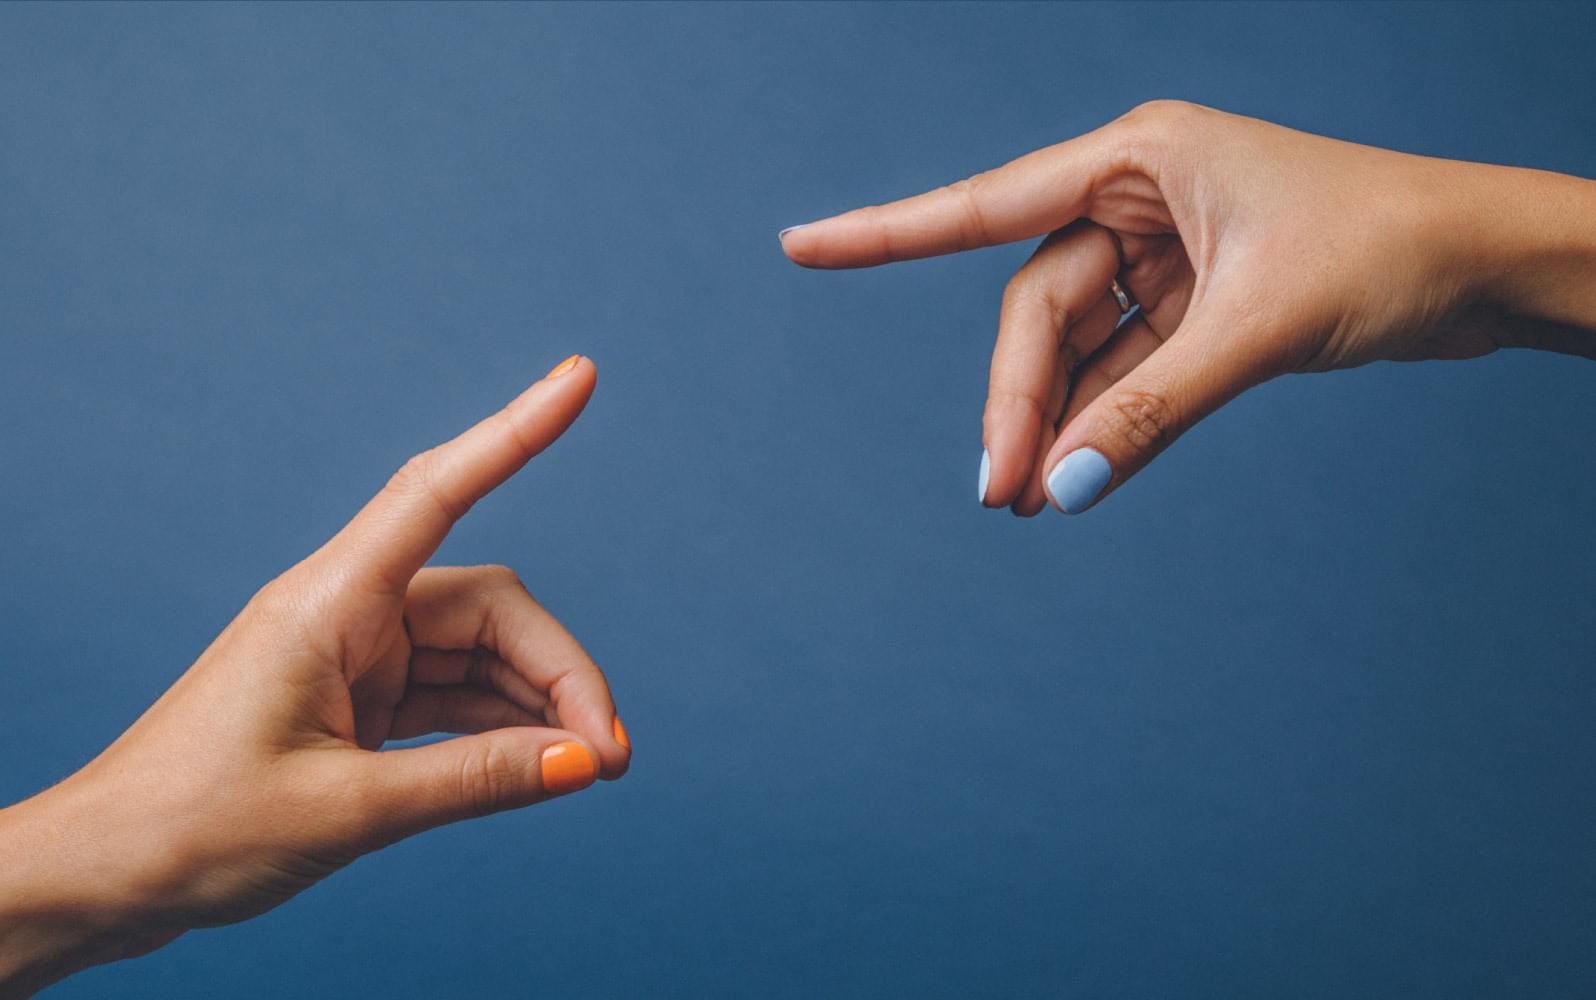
[0,358,632,996]
[783,101,1596,515]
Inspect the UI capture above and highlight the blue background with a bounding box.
[3,2,1595,996]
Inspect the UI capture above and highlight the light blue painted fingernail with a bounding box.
[1046,448,1112,514]
[978,449,991,505]
[778,224,806,240]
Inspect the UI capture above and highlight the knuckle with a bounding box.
[394,449,469,522]
[1087,221,1121,256]
[1067,218,1119,256]
[480,563,525,592]
[1001,268,1050,314]
[243,573,317,637]
[985,385,1047,420]
[1122,98,1198,127]
[854,203,899,260]
[1111,100,1203,159]
[247,576,293,620]
[458,741,516,819]
[391,449,432,489]
[942,174,994,250]
[489,408,540,465]
[1005,225,1120,326]
[1103,388,1180,455]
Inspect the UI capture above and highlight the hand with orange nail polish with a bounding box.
[0,355,631,996]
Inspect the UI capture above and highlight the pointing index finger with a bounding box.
[323,355,596,596]
[779,128,1117,269]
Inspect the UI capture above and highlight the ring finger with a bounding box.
[1010,291,1123,516]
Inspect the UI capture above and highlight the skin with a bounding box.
[0,356,629,998]
[781,101,1596,515]
[5,101,1596,997]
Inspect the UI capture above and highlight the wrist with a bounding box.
[0,783,182,997]
[1455,161,1596,358]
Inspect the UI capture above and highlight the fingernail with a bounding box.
[778,224,807,240]
[545,355,581,380]
[540,741,597,796]
[611,716,631,751]
[1046,448,1113,514]
[977,449,991,505]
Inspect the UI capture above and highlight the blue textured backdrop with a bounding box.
[3,3,1595,997]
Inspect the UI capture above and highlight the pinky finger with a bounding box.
[1008,354,1068,518]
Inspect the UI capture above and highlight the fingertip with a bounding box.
[600,751,630,782]
[779,216,872,270]
[778,223,824,268]
[554,695,630,780]
[508,354,596,430]
[540,353,596,392]
[981,410,1041,510]
[540,739,599,797]
[1010,496,1046,518]
[545,354,582,380]
[596,716,631,781]
[1009,425,1055,516]
[1044,447,1114,515]
[993,391,1074,515]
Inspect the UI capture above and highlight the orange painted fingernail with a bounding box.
[540,742,596,796]
[612,716,631,750]
[545,354,581,380]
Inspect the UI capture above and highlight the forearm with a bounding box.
[0,789,177,998]
[1462,162,1596,358]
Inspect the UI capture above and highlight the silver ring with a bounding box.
[1109,278,1133,315]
